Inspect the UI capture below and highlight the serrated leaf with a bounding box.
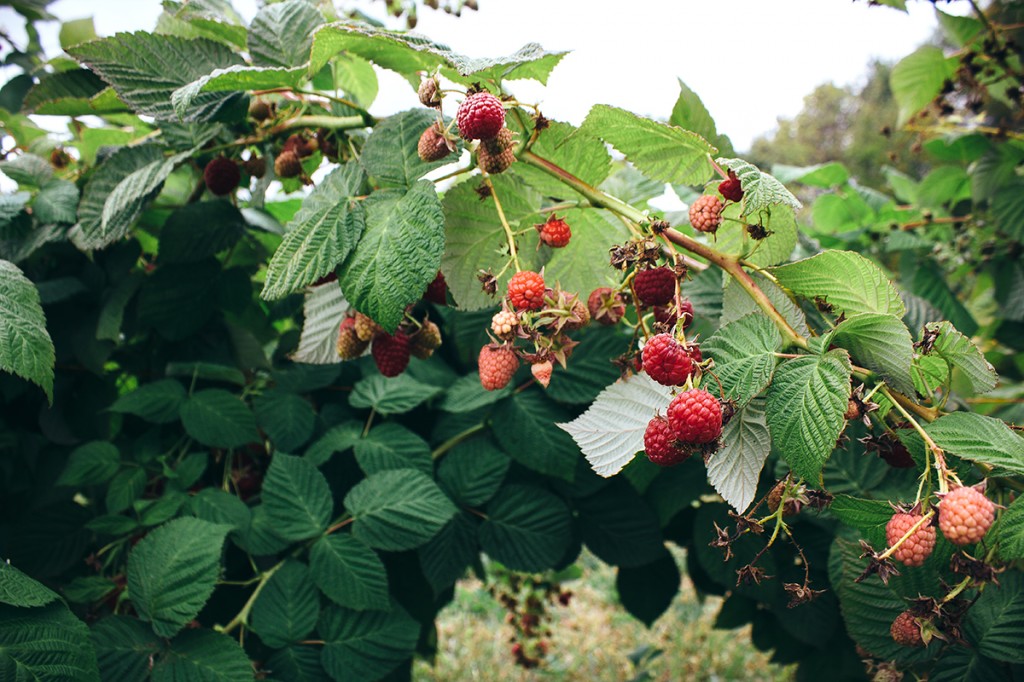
[772,162,850,188]
[669,78,727,154]
[922,321,997,395]
[349,373,442,415]
[616,551,680,627]
[479,485,573,572]
[578,104,715,186]
[99,148,188,245]
[353,423,431,476]
[254,390,316,453]
[185,489,250,537]
[91,615,160,682]
[136,261,219,342]
[891,46,957,127]
[492,391,580,481]
[160,201,246,264]
[771,250,905,317]
[965,573,1024,663]
[250,560,320,648]
[767,350,852,481]
[290,281,350,365]
[262,453,333,541]
[438,373,511,412]
[68,32,244,121]
[345,469,456,551]
[318,604,419,682]
[437,436,509,507]
[716,158,802,215]
[831,313,917,397]
[997,496,1024,562]
[702,315,780,405]
[152,629,254,682]
[0,602,100,682]
[829,495,893,535]
[309,535,389,611]
[249,0,324,68]
[721,271,810,338]
[172,65,307,119]
[576,480,665,568]
[33,179,79,224]
[707,398,771,513]
[419,512,479,595]
[179,389,259,449]
[57,441,120,487]
[925,412,1024,477]
[304,421,362,467]
[0,154,48,187]
[267,646,329,682]
[0,259,54,401]
[713,202,798,268]
[339,182,445,333]
[543,326,630,405]
[0,562,60,607]
[127,517,230,638]
[21,68,118,115]
[511,120,611,200]
[361,109,457,188]
[109,379,186,423]
[559,374,673,477]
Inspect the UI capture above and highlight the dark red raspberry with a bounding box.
[685,342,702,364]
[642,334,694,386]
[423,271,448,304]
[418,122,452,162]
[643,415,691,466]
[587,287,626,326]
[633,267,675,307]
[667,388,722,443]
[938,486,996,546]
[371,331,410,377]
[689,194,724,233]
[653,299,694,329]
[243,156,266,179]
[479,344,518,391]
[890,611,924,647]
[536,215,572,248]
[507,271,546,311]
[456,91,505,140]
[718,170,744,202]
[886,512,936,567]
[477,127,515,173]
[203,157,240,196]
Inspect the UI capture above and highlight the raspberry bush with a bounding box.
[1,1,1023,681]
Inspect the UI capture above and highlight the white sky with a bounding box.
[1,0,962,151]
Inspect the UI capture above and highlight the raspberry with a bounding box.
[477,127,515,173]
[642,334,694,386]
[283,133,316,158]
[243,156,266,179]
[938,486,995,546]
[479,344,518,391]
[418,77,441,108]
[886,512,936,566]
[633,267,675,307]
[685,342,702,364]
[249,99,273,121]
[456,91,505,140]
[353,312,382,342]
[531,360,553,388]
[275,150,302,179]
[371,331,410,377]
[587,287,626,326]
[203,157,240,196]
[418,122,452,162]
[718,170,744,202]
[643,416,691,466]
[689,194,724,233]
[316,128,339,161]
[562,297,590,331]
[667,388,722,443]
[507,271,546,311]
[491,310,519,339]
[890,611,924,647]
[423,271,448,304]
[410,320,442,360]
[336,317,369,360]
[536,215,571,248]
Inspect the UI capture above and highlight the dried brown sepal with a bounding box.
[783,582,826,608]
[650,219,670,234]
[475,183,492,200]
[477,270,498,296]
[949,552,1001,585]
[709,522,736,562]
[736,564,771,586]
[856,540,901,585]
[746,223,770,240]
[728,510,764,535]
[805,489,834,511]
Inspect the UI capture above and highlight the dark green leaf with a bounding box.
[479,485,573,572]
[309,535,389,611]
[702,314,781,406]
[0,562,60,607]
[318,604,419,682]
[437,436,509,507]
[616,551,680,627]
[160,202,247,264]
[180,389,259,449]
[262,453,334,541]
[248,0,324,68]
[926,412,1024,477]
[349,373,442,416]
[831,312,916,397]
[152,628,254,681]
[57,441,120,487]
[91,616,160,682]
[493,391,579,481]
[0,259,54,401]
[108,379,186,424]
[345,469,456,551]
[250,560,320,648]
[0,602,100,682]
[353,423,432,476]
[361,109,458,188]
[254,390,316,452]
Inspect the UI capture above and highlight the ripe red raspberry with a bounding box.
[371,331,410,377]
[938,486,995,546]
[479,344,518,391]
[423,271,448,304]
[409,320,442,360]
[203,157,240,196]
[507,271,546,311]
[418,122,452,162]
[531,360,553,388]
[587,287,626,326]
[275,150,302,179]
[642,334,694,386]
[634,267,675,307]
[336,317,369,360]
[477,127,515,173]
[890,611,924,647]
[456,91,505,140]
[718,170,744,202]
[643,416,691,466]
[885,512,936,567]
[667,388,722,443]
[689,194,724,233]
[536,215,572,248]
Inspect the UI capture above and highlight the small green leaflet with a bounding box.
[702,314,781,406]
[921,320,997,394]
[770,250,905,317]
[0,259,55,402]
[716,158,803,217]
[344,469,456,551]
[248,0,325,68]
[891,46,957,127]
[830,312,917,397]
[925,412,1024,477]
[249,560,319,648]
[706,398,771,513]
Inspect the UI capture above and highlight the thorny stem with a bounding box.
[882,386,955,494]
[878,510,936,561]
[943,576,973,604]
[483,174,521,272]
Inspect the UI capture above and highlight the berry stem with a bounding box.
[431,422,488,461]
[878,510,935,561]
[882,386,955,494]
[482,174,521,272]
[217,559,285,634]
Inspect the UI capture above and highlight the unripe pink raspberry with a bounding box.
[885,512,936,567]
[938,486,995,546]
[689,194,724,233]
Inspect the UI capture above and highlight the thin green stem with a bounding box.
[483,174,521,272]
[217,560,284,634]
[431,422,488,461]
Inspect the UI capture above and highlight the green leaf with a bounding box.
[437,436,509,507]
[96,151,191,250]
[909,257,978,336]
[770,250,905,317]
[0,259,54,401]
[543,326,630,405]
[172,65,307,119]
[922,321,998,395]
[105,469,147,515]
[669,78,729,154]
[267,646,329,682]
[249,0,324,68]
[68,32,244,121]
[152,629,254,682]
[304,421,362,467]
[290,281,351,365]
[713,202,798,268]
[159,0,248,49]
[702,314,781,405]
[707,398,771,513]
[262,453,334,541]
[767,350,852,481]
[180,389,259,449]
[0,153,52,187]
[772,162,850,188]
[361,109,458,188]
[57,441,120,487]
[543,208,630,300]
[22,69,121,116]
[965,573,1024,663]
[891,46,957,127]
[127,517,230,638]
[419,512,478,595]
[576,480,664,568]
[91,615,161,682]
[559,374,673,477]
[349,373,442,416]
[721,271,810,338]
[829,495,893,537]
[992,178,1024,242]
[59,17,96,48]
[335,53,378,108]
[33,180,79,225]
[136,261,220,341]
[160,202,246,264]
[997,496,1024,562]
[831,313,916,397]
[925,412,1024,477]
[479,485,573,572]
[250,560,320,648]
[917,165,971,210]
[338,182,445,333]
[578,104,715,186]
[254,390,316,452]
[0,562,60,607]
[510,120,611,200]
[616,551,680,627]
[185,489,250,537]
[493,391,580,481]
[438,373,511,413]
[0,602,100,682]
[716,158,803,215]
[309,535,389,611]
[318,604,419,682]
[353,423,432,476]
[109,379,186,424]
[345,469,457,551]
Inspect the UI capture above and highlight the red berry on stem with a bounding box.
[507,271,546,311]
[938,486,995,546]
[423,271,448,304]
[456,92,505,140]
[479,344,519,391]
[885,512,936,567]
[667,388,722,443]
[587,287,626,325]
[418,122,452,162]
[634,267,675,307]
[718,170,744,202]
[371,331,410,377]
[203,156,240,196]
[890,611,924,647]
[642,334,695,386]
[643,415,691,466]
[537,215,572,248]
